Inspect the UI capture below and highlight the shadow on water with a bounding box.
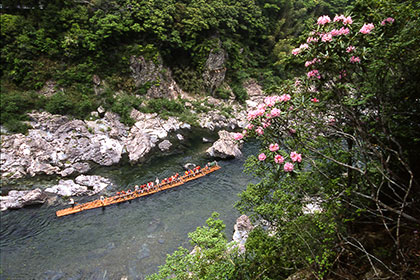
[0,135,260,280]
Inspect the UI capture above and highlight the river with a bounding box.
[0,136,259,280]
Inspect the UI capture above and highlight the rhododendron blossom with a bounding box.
[321,33,333,42]
[269,143,279,152]
[360,23,374,34]
[350,56,361,63]
[233,133,243,140]
[381,17,395,25]
[258,153,266,161]
[279,94,291,102]
[262,121,271,128]
[246,124,254,130]
[290,151,302,163]
[270,108,281,117]
[292,48,301,55]
[307,37,319,43]
[305,58,320,67]
[274,155,284,164]
[284,162,294,172]
[343,16,353,25]
[334,14,346,22]
[346,45,356,53]
[317,15,331,25]
[307,69,321,79]
[256,127,264,135]
[311,98,319,103]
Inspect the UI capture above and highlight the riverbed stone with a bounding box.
[206,130,242,158]
[0,188,48,211]
[158,140,172,151]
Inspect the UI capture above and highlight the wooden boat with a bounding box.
[56,164,221,217]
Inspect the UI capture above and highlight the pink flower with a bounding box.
[305,58,320,67]
[317,15,331,25]
[292,48,301,55]
[233,133,243,140]
[299,43,309,50]
[274,154,284,164]
[294,79,301,87]
[311,98,319,103]
[262,121,271,128]
[306,37,319,43]
[333,14,346,22]
[330,29,341,36]
[246,124,254,130]
[381,17,395,25]
[279,94,291,102]
[360,23,374,34]
[258,153,266,161]
[269,143,279,152]
[256,127,264,135]
[350,56,361,63]
[290,151,302,163]
[321,33,333,42]
[270,108,281,117]
[346,45,356,53]
[307,69,321,79]
[343,16,353,25]
[289,128,296,134]
[284,162,294,172]
[339,27,350,35]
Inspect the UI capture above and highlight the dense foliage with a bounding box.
[1,0,350,132]
[148,0,420,279]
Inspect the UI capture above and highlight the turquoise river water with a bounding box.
[0,136,259,280]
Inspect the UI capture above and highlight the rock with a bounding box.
[231,215,253,254]
[75,175,112,195]
[97,106,105,114]
[243,79,265,107]
[45,175,111,197]
[1,188,48,211]
[45,180,88,197]
[206,130,242,158]
[203,39,226,94]
[158,140,172,151]
[130,55,182,100]
[158,239,165,244]
[202,137,212,143]
[38,80,58,98]
[60,162,90,177]
[176,134,184,141]
[125,128,154,163]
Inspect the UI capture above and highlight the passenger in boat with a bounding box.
[155,177,160,186]
[69,198,75,208]
[100,196,105,206]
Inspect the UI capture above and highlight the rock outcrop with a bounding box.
[45,175,112,197]
[231,215,254,254]
[203,39,227,94]
[206,130,242,158]
[0,188,48,211]
[130,55,182,100]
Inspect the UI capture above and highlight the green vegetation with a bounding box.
[1,0,351,129]
[147,0,420,279]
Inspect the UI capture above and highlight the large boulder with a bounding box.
[206,130,242,158]
[45,175,112,197]
[0,188,48,211]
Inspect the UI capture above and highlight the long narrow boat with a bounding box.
[56,164,221,217]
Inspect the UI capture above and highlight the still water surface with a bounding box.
[0,138,258,280]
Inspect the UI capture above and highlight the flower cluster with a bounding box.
[258,145,302,173]
[359,23,375,34]
[307,69,321,79]
[305,58,320,67]
[317,15,331,25]
[381,17,395,26]
[333,15,353,25]
[346,45,356,53]
[292,43,309,56]
[350,56,361,63]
